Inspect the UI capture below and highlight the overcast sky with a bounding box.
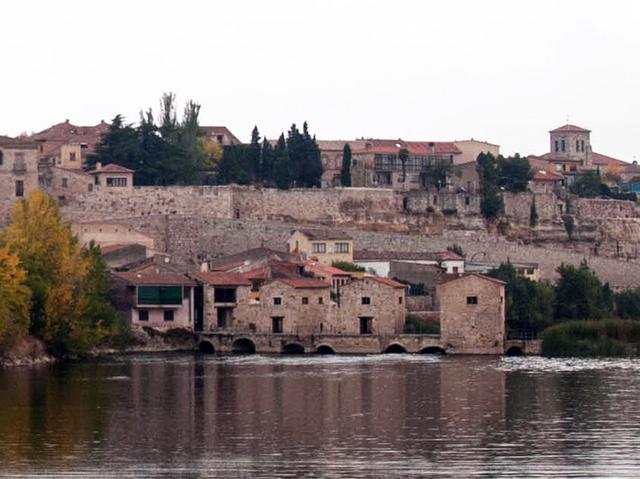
[2,0,639,160]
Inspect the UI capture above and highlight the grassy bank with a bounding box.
[542,319,640,357]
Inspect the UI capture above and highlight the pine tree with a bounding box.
[340,143,352,187]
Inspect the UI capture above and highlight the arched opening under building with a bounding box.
[198,340,215,354]
[505,346,524,357]
[316,345,335,355]
[384,344,408,354]
[419,346,446,355]
[282,343,305,355]
[232,338,256,354]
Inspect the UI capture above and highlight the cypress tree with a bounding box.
[340,143,352,187]
[247,126,262,182]
[260,138,274,185]
[273,134,291,189]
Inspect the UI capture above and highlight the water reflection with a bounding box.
[1,355,640,477]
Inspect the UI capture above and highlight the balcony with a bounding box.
[12,163,27,175]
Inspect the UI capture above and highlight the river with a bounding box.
[1,353,640,478]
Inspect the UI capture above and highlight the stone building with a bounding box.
[109,271,196,330]
[353,250,464,277]
[453,139,500,165]
[199,126,241,146]
[350,139,462,190]
[0,135,39,221]
[337,276,406,335]
[87,163,134,190]
[436,273,505,354]
[316,140,368,187]
[30,119,109,167]
[287,229,354,264]
[528,170,565,194]
[528,124,627,181]
[449,161,480,193]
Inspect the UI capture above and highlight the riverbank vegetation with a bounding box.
[492,260,640,357]
[0,192,128,360]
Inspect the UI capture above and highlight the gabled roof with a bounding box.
[592,152,627,167]
[209,247,292,271]
[315,140,369,151]
[295,229,353,241]
[112,271,196,286]
[30,120,109,153]
[550,124,591,133]
[351,139,462,156]
[199,126,241,145]
[532,170,564,182]
[87,163,134,175]
[0,135,39,149]
[367,276,406,289]
[437,273,506,286]
[305,261,352,277]
[276,278,331,289]
[193,272,252,287]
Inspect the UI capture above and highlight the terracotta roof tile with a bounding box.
[549,124,591,133]
[367,276,406,289]
[297,229,353,241]
[532,170,564,181]
[437,273,506,286]
[352,139,461,156]
[87,163,134,174]
[353,250,463,261]
[193,272,252,286]
[112,271,196,286]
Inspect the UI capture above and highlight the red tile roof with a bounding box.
[592,152,627,167]
[193,272,251,286]
[277,278,331,289]
[87,163,135,174]
[532,170,564,182]
[351,139,461,156]
[305,261,352,277]
[0,135,39,149]
[112,271,196,286]
[296,229,353,241]
[367,276,406,289]
[549,124,591,133]
[30,120,109,153]
[437,273,506,286]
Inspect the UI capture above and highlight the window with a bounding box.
[163,310,174,322]
[453,266,459,273]
[273,297,282,305]
[272,316,283,334]
[69,152,77,162]
[398,296,403,304]
[312,242,326,254]
[15,180,24,197]
[359,317,372,335]
[555,164,562,172]
[138,310,149,322]
[555,140,559,152]
[0,150,3,165]
[465,196,470,206]
[137,286,182,305]
[433,195,438,204]
[335,242,350,253]
[581,140,585,152]
[302,297,309,305]
[561,140,565,152]
[88,183,93,192]
[467,296,478,305]
[106,177,127,187]
[361,296,371,305]
[576,140,580,152]
[318,297,324,304]
[214,288,237,303]
[62,178,68,188]
[13,154,25,173]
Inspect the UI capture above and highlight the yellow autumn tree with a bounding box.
[1,191,124,356]
[0,246,31,351]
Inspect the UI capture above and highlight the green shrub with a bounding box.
[541,319,640,357]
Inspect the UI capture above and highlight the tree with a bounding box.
[273,134,291,189]
[615,288,640,319]
[570,172,603,198]
[0,246,31,351]
[423,161,452,188]
[497,154,532,192]
[260,138,275,185]
[477,152,504,219]
[340,143,352,187]
[1,191,126,356]
[530,198,538,227]
[246,126,262,182]
[285,122,323,188]
[446,244,465,257]
[489,263,555,336]
[398,148,409,187]
[554,261,614,321]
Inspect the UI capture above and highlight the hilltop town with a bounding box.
[2,114,640,357]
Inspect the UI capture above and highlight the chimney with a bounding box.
[200,261,209,272]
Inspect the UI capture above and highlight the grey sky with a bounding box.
[2,0,639,161]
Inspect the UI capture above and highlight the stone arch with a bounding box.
[384,343,408,354]
[282,343,305,355]
[232,338,256,354]
[505,346,524,357]
[198,340,215,354]
[316,344,335,355]
[419,346,446,355]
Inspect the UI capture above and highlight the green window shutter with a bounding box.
[138,286,183,305]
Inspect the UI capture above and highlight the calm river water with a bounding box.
[1,353,640,478]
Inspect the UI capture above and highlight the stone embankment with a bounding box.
[58,185,640,288]
[0,337,55,367]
